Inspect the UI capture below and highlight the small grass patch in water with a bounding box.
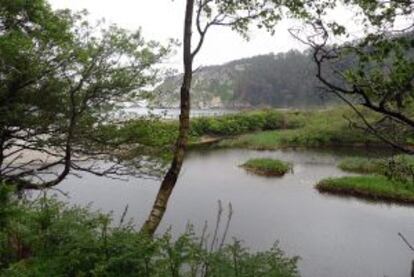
[316,176,414,205]
[241,158,292,177]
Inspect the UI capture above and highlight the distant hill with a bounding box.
[151,50,337,109]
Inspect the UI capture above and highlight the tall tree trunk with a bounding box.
[141,0,194,236]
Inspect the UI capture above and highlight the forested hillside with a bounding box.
[152,50,337,108]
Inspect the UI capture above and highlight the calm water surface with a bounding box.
[56,148,414,277]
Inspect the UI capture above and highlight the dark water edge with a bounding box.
[46,148,414,277]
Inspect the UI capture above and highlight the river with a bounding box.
[116,107,237,120]
[52,148,414,277]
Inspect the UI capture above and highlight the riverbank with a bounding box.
[217,108,392,150]
[107,106,412,163]
[316,155,414,205]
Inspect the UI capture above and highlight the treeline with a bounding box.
[153,50,338,108]
[232,51,331,107]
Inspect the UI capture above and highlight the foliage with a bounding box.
[297,0,414,154]
[316,175,414,205]
[109,109,300,159]
[241,158,292,177]
[190,110,296,137]
[0,0,169,189]
[0,186,299,277]
[102,118,179,162]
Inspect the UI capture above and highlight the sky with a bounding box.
[48,0,361,70]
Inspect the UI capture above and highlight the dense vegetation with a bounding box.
[218,107,396,149]
[241,158,292,177]
[107,109,299,161]
[0,0,169,189]
[190,110,300,137]
[110,106,413,162]
[0,185,299,277]
[153,51,338,109]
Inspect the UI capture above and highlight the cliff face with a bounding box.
[152,51,336,109]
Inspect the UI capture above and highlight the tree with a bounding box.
[141,0,310,235]
[290,0,414,153]
[0,0,169,190]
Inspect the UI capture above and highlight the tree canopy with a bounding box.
[291,0,414,153]
[0,0,169,190]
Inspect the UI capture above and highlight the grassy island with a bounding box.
[241,158,292,177]
[316,176,414,205]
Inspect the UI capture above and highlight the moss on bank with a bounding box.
[316,176,414,205]
[241,158,292,176]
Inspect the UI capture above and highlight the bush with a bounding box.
[0,185,299,277]
[191,110,289,137]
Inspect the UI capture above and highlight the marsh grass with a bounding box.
[338,157,387,174]
[316,176,414,205]
[219,107,385,149]
[240,158,292,177]
[338,155,414,183]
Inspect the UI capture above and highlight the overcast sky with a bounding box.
[48,0,361,70]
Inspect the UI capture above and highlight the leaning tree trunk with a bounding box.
[141,0,194,235]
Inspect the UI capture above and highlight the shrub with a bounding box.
[191,110,288,137]
[0,185,299,277]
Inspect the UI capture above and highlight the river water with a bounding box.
[55,148,414,277]
[116,107,237,119]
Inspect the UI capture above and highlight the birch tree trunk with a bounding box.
[141,0,194,235]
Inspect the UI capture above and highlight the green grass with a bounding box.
[338,155,414,183]
[105,106,412,160]
[241,158,292,176]
[316,176,414,205]
[338,157,387,174]
[219,107,384,150]
[189,109,301,137]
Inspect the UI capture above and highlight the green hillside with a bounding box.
[152,50,337,108]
